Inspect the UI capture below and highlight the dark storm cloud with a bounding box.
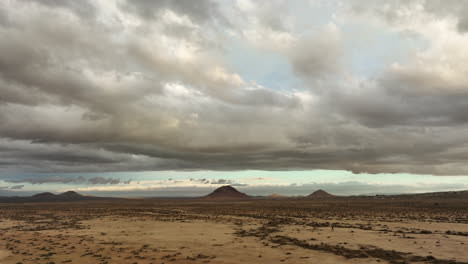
[5,176,129,185]
[1,0,468,176]
[332,77,468,128]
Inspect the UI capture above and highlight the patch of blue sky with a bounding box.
[222,1,341,92]
[288,0,342,31]
[224,37,300,91]
[339,21,429,78]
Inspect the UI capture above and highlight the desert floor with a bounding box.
[1,197,467,264]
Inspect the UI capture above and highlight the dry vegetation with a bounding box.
[1,196,467,264]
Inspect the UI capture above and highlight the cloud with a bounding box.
[208,179,247,186]
[0,184,24,190]
[121,0,220,24]
[210,179,231,185]
[187,178,247,186]
[1,0,468,177]
[289,24,344,82]
[5,176,130,185]
[350,0,468,33]
[18,0,97,19]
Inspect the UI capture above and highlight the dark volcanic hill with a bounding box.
[57,191,83,199]
[204,185,249,199]
[307,189,335,198]
[32,192,57,199]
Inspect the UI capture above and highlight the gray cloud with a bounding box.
[289,26,343,82]
[208,179,246,186]
[0,185,25,190]
[18,0,96,19]
[0,0,468,177]
[122,0,220,24]
[210,179,230,185]
[350,0,468,33]
[187,178,246,186]
[5,176,130,185]
[189,178,210,184]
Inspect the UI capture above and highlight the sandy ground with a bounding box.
[0,198,467,263]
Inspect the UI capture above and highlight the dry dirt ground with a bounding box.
[0,197,467,264]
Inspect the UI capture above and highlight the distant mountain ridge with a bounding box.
[1,189,468,203]
[267,194,288,198]
[377,190,468,199]
[0,191,109,203]
[33,191,85,201]
[203,185,250,200]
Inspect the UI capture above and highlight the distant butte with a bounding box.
[203,185,250,200]
[307,189,335,198]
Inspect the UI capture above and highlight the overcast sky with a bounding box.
[1,0,468,196]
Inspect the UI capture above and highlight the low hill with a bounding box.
[32,191,87,201]
[0,191,112,203]
[381,190,468,199]
[203,185,249,200]
[32,192,57,199]
[307,189,335,198]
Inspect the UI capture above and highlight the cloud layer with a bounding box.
[5,176,130,185]
[1,0,468,175]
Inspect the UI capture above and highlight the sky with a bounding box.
[1,0,468,197]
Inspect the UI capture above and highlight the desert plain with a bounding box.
[1,190,467,264]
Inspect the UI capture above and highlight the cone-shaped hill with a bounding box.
[203,185,250,199]
[307,189,335,198]
[57,191,83,199]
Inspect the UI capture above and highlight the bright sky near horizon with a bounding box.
[2,0,468,196]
